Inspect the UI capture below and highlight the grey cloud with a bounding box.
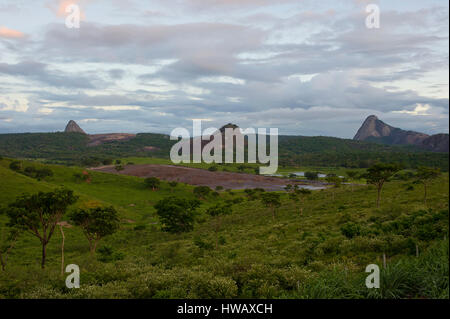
[0,1,448,137]
[0,61,98,89]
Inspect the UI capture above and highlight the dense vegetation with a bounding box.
[277,136,449,170]
[0,157,448,299]
[0,132,172,165]
[0,132,447,170]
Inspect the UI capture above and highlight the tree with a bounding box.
[9,161,22,171]
[208,165,218,172]
[144,177,161,191]
[69,206,120,253]
[284,184,293,192]
[0,211,21,271]
[325,174,341,201]
[206,203,232,248]
[5,189,78,268]
[363,163,402,207]
[102,158,113,165]
[155,197,201,233]
[415,167,441,205]
[304,171,319,180]
[260,192,281,220]
[35,168,53,180]
[74,171,91,183]
[193,186,211,199]
[115,164,124,172]
[345,171,359,192]
[296,188,312,204]
[244,188,258,201]
[168,181,178,192]
[0,228,20,271]
[237,164,247,172]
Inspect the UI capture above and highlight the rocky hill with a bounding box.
[64,120,86,134]
[354,115,448,152]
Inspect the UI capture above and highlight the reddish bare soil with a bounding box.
[87,133,136,146]
[91,164,310,191]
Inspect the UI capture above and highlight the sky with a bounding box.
[0,0,448,138]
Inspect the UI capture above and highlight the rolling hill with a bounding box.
[354,115,449,153]
[0,120,448,170]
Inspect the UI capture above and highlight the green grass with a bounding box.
[0,157,448,299]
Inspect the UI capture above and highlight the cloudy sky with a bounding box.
[0,0,448,137]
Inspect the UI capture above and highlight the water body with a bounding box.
[291,172,327,178]
[291,172,344,178]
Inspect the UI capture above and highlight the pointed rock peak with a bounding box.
[354,115,390,140]
[219,123,239,133]
[64,120,86,134]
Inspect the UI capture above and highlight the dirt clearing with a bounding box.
[91,164,325,191]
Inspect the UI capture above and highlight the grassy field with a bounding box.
[0,157,448,299]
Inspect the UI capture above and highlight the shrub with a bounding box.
[341,222,361,239]
[134,225,146,231]
[35,168,53,180]
[193,186,211,199]
[144,177,160,190]
[155,197,201,233]
[102,158,113,165]
[97,245,125,263]
[9,161,22,171]
[304,171,319,180]
[194,237,214,250]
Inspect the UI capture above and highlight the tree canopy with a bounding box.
[155,197,201,233]
[5,188,78,268]
[69,206,120,253]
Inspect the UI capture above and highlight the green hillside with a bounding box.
[0,158,448,298]
[0,132,448,170]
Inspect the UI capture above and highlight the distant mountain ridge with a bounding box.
[0,119,448,170]
[63,120,136,146]
[354,115,449,153]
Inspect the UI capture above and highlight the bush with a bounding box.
[97,245,125,263]
[193,186,211,199]
[341,222,361,239]
[194,237,214,250]
[35,168,53,179]
[144,177,160,190]
[9,161,22,171]
[134,225,146,231]
[155,197,201,233]
[102,158,113,165]
[304,171,319,180]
